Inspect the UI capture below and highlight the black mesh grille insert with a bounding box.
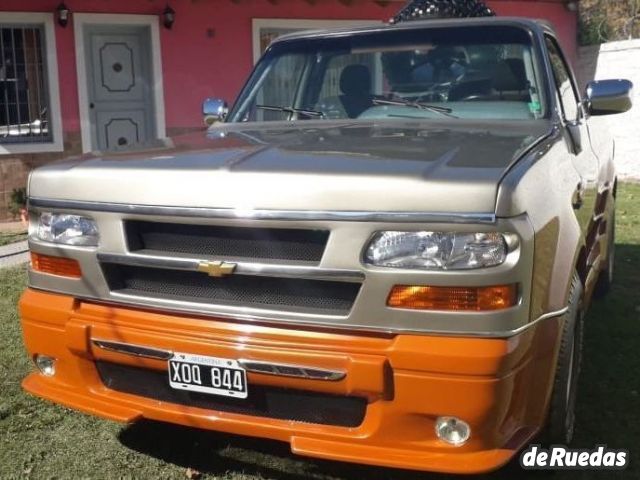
[125,221,329,263]
[102,264,360,314]
[96,361,367,428]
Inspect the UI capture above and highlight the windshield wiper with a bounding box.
[372,98,458,119]
[256,104,325,118]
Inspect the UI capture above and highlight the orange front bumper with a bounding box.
[19,289,561,474]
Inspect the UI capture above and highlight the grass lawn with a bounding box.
[1,184,639,479]
[0,231,27,247]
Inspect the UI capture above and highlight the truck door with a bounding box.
[544,35,599,240]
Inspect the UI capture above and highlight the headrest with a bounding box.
[340,64,372,96]
[493,59,528,91]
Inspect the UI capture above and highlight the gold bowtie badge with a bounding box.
[197,261,237,277]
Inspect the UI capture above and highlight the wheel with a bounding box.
[543,273,584,445]
[594,207,615,297]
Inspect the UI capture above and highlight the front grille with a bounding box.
[102,264,360,314]
[124,221,329,264]
[96,361,367,428]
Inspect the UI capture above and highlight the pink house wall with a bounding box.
[1,0,577,134]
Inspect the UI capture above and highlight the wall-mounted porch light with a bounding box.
[56,3,70,28]
[565,1,578,12]
[162,5,176,29]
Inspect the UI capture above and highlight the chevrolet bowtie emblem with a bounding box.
[197,261,237,277]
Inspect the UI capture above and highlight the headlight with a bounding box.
[35,213,99,246]
[364,231,509,270]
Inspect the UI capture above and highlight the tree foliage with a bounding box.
[580,0,640,45]
[390,0,494,24]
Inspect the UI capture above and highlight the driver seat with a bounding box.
[339,64,373,118]
[492,59,530,101]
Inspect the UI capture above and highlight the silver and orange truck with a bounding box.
[20,17,632,474]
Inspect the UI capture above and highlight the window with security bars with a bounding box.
[0,25,50,144]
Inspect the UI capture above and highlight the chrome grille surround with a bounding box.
[26,199,538,336]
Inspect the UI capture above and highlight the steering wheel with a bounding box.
[457,94,494,102]
[459,94,483,101]
[413,90,448,103]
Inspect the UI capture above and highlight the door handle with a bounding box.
[89,102,95,109]
[572,182,585,209]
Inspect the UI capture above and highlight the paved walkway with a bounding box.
[0,240,29,268]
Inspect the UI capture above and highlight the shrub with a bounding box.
[8,187,27,219]
[579,17,611,45]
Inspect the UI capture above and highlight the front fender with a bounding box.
[496,130,584,317]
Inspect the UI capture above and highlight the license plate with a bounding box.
[168,352,248,399]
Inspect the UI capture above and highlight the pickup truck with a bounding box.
[20,17,633,474]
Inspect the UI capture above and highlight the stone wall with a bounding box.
[577,39,640,180]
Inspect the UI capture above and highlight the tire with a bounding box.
[543,273,584,445]
[594,207,615,298]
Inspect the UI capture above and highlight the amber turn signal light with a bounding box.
[387,284,517,311]
[31,252,82,278]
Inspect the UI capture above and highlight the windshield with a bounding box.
[228,25,546,123]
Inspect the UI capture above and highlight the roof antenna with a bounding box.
[389,0,495,24]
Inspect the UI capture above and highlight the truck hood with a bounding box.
[29,120,552,214]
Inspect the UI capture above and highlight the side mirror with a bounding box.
[585,79,633,116]
[203,98,228,126]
